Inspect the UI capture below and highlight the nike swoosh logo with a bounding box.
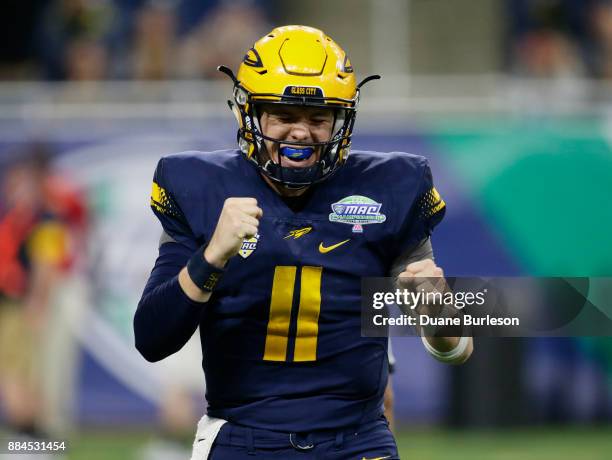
[362,456,391,460]
[318,239,350,253]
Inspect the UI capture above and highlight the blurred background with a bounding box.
[1,0,612,459]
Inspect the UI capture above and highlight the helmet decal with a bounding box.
[243,48,264,68]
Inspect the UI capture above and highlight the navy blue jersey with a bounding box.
[138,149,445,432]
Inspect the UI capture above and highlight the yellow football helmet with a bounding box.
[219,25,379,188]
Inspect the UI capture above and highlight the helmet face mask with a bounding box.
[245,98,356,189]
[221,25,370,189]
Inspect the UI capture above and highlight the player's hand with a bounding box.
[204,197,263,268]
[397,258,446,315]
[398,258,443,283]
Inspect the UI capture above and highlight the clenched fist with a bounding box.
[398,258,443,283]
[397,258,446,316]
[204,197,263,268]
[397,258,471,358]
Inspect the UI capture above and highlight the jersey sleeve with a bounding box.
[150,157,198,251]
[135,158,203,363]
[397,161,446,253]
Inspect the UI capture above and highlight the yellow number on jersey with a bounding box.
[263,266,322,362]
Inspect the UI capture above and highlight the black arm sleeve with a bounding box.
[134,241,204,362]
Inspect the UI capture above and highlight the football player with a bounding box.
[135,25,473,460]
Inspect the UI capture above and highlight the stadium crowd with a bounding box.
[2,0,612,82]
[0,0,272,81]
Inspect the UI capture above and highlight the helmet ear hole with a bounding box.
[234,88,248,105]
